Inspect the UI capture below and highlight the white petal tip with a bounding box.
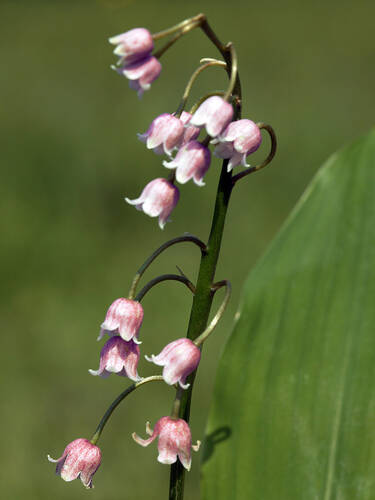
[194,179,205,187]
[162,160,175,169]
[125,197,138,206]
[192,440,201,452]
[179,381,190,390]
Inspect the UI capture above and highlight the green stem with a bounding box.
[194,280,231,347]
[135,274,195,302]
[231,123,277,184]
[128,235,206,300]
[175,60,227,117]
[168,159,234,500]
[168,16,242,500]
[90,375,164,445]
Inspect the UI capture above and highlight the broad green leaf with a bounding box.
[201,128,375,500]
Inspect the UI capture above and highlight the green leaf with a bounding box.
[201,128,375,500]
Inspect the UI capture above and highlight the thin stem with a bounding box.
[175,61,227,117]
[167,15,243,500]
[153,21,201,59]
[90,376,164,445]
[223,44,238,101]
[152,13,205,41]
[194,280,231,347]
[135,274,195,302]
[232,123,277,185]
[170,386,184,419]
[128,235,206,300]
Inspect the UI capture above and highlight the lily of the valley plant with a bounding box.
[48,13,277,499]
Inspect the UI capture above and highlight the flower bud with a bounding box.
[113,56,161,98]
[190,96,233,138]
[179,111,200,146]
[145,338,201,389]
[109,28,154,64]
[138,113,185,156]
[132,417,200,471]
[89,336,141,381]
[99,298,143,342]
[213,119,262,171]
[163,141,211,186]
[48,438,101,489]
[125,178,179,229]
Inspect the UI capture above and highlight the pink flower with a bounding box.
[213,119,262,171]
[179,111,200,146]
[113,56,161,98]
[163,141,211,186]
[190,96,233,138]
[138,113,185,156]
[99,298,143,343]
[109,28,154,64]
[145,338,201,389]
[132,417,200,471]
[125,178,179,229]
[48,438,101,489]
[89,336,141,381]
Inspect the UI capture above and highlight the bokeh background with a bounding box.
[1,0,374,498]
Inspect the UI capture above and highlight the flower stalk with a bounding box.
[49,12,277,497]
[90,375,165,446]
[168,16,242,500]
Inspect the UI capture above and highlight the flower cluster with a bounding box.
[49,296,201,486]
[110,28,161,98]
[124,95,262,229]
[49,16,272,492]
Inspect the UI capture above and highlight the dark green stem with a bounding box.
[135,274,195,302]
[90,376,164,445]
[128,235,206,299]
[159,14,242,500]
[169,159,234,500]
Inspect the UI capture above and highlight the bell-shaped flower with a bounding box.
[145,338,201,389]
[138,113,184,156]
[163,141,211,186]
[125,178,179,229]
[48,438,101,489]
[99,298,143,343]
[189,96,233,138]
[132,417,200,471]
[212,119,262,171]
[179,111,200,146]
[113,56,161,98]
[109,28,154,64]
[89,336,141,381]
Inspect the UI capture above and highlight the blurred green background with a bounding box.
[1,0,374,498]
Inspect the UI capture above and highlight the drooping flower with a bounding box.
[145,338,201,389]
[48,438,101,489]
[132,417,200,471]
[179,111,200,146]
[99,298,144,343]
[138,113,185,156]
[89,336,141,381]
[212,119,262,171]
[189,96,233,138]
[113,56,162,98]
[163,141,211,186]
[125,178,179,229]
[109,28,154,64]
